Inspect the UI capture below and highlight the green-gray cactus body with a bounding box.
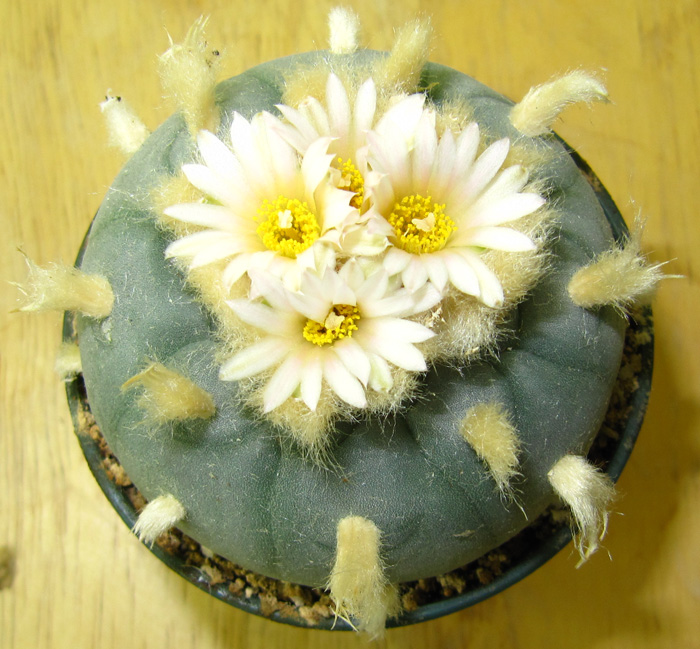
[76,51,625,587]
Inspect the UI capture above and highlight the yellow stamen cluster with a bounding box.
[388,195,456,254]
[303,304,360,346]
[337,157,364,209]
[257,196,321,258]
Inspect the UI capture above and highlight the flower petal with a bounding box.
[443,251,481,299]
[334,338,371,386]
[460,137,510,201]
[164,203,239,231]
[326,73,351,142]
[456,250,505,307]
[322,355,367,408]
[263,353,305,411]
[460,226,536,252]
[402,257,430,292]
[353,78,377,137]
[467,192,546,228]
[219,338,289,381]
[300,351,323,411]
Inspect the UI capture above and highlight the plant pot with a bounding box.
[63,142,653,629]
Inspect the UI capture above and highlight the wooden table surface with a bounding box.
[1,1,698,647]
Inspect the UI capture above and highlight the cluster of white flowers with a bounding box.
[164,73,545,415]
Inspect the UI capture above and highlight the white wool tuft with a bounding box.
[328,516,400,638]
[15,256,113,319]
[121,362,216,424]
[133,494,186,546]
[548,454,616,565]
[100,93,150,155]
[510,70,608,137]
[328,7,361,54]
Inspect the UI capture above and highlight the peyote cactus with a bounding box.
[20,10,662,637]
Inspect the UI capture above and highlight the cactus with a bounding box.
[20,11,662,638]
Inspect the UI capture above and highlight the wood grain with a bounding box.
[1,1,698,647]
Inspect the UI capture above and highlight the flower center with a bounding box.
[336,157,364,209]
[388,194,456,254]
[303,304,360,346]
[257,196,321,258]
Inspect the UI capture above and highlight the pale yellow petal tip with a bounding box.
[158,16,222,135]
[133,494,186,546]
[100,92,150,155]
[568,232,665,311]
[122,362,216,424]
[510,71,609,137]
[328,516,401,638]
[15,256,114,319]
[55,342,82,380]
[459,402,521,497]
[328,7,361,54]
[548,455,616,566]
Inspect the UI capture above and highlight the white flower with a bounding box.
[163,112,359,289]
[271,73,427,256]
[219,263,440,412]
[366,110,546,307]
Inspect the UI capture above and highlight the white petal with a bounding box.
[458,250,504,307]
[222,251,277,289]
[275,103,320,151]
[197,130,243,180]
[375,93,426,141]
[190,237,247,268]
[182,163,239,206]
[219,338,289,380]
[412,111,438,189]
[462,137,510,201]
[353,78,377,137]
[263,354,305,411]
[226,299,294,334]
[450,122,480,181]
[338,258,366,289]
[315,183,355,232]
[260,113,300,187]
[322,355,367,408]
[326,73,351,141]
[300,96,331,136]
[164,231,233,259]
[472,164,529,208]
[247,270,292,311]
[460,227,536,251]
[383,246,412,275]
[300,352,323,411]
[422,255,449,292]
[367,317,435,344]
[443,251,481,298]
[366,130,410,191]
[301,137,335,195]
[229,113,269,193]
[361,290,417,318]
[333,338,371,386]
[368,353,393,392]
[163,203,238,231]
[467,193,546,228]
[355,268,388,302]
[360,328,428,372]
[287,290,330,323]
[428,128,457,196]
[402,258,430,292]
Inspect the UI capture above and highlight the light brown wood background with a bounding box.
[1,1,698,647]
